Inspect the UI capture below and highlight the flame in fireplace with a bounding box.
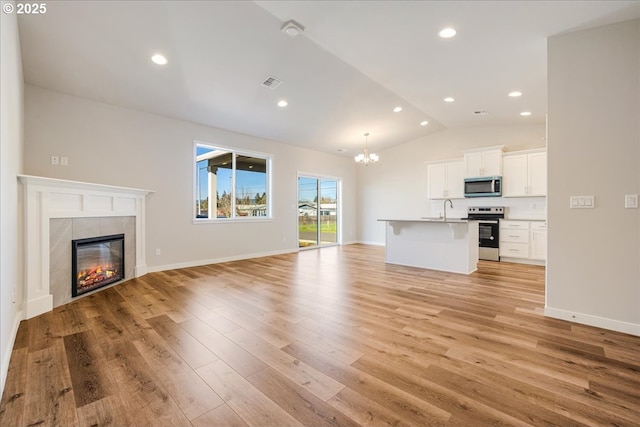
[77,265,121,291]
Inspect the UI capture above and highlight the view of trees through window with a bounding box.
[195,144,270,220]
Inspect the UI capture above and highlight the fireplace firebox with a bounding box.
[72,234,125,297]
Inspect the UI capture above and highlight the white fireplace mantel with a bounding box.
[18,175,154,319]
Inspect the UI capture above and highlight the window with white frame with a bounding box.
[195,142,271,220]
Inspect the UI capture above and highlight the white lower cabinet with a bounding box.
[530,222,547,261]
[500,220,546,263]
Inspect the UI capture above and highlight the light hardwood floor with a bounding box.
[1,244,639,426]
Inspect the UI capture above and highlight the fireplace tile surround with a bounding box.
[18,175,153,318]
[51,217,135,307]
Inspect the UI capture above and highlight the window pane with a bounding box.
[195,146,214,218]
[298,177,318,247]
[320,179,337,245]
[195,144,270,220]
[235,155,267,217]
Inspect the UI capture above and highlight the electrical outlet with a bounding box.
[60,156,69,166]
[51,156,59,165]
[625,194,638,209]
[155,248,161,256]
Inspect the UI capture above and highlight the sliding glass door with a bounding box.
[298,175,340,248]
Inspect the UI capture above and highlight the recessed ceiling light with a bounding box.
[151,54,168,65]
[444,97,455,103]
[277,100,288,107]
[439,28,456,38]
[393,106,403,113]
[520,111,532,116]
[420,120,429,126]
[509,91,522,97]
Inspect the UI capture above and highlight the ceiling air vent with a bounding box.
[473,110,488,115]
[261,76,283,90]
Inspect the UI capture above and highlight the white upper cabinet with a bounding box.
[427,160,464,199]
[503,149,547,197]
[463,146,503,178]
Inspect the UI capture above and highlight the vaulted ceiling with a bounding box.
[17,1,640,156]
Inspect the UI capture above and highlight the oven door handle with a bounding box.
[477,220,499,224]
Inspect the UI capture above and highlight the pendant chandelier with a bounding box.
[354,132,379,165]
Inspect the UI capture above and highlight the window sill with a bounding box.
[193,217,273,225]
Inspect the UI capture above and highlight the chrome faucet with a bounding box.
[443,199,453,221]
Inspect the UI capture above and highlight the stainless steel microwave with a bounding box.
[464,176,502,197]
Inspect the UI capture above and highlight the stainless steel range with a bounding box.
[467,206,505,261]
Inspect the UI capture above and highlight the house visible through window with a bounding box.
[195,143,271,220]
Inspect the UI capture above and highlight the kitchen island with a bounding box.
[378,218,479,274]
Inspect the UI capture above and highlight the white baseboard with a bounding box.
[500,257,545,266]
[354,240,385,246]
[544,307,640,336]
[25,294,53,319]
[135,263,148,277]
[1,309,23,396]
[147,248,299,273]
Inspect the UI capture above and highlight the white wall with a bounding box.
[24,86,358,271]
[357,124,546,244]
[0,2,25,392]
[547,19,640,335]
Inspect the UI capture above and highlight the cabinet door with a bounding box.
[528,152,547,196]
[531,230,547,260]
[481,150,503,176]
[464,152,483,177]
[445,162,464,198]
[502,154,528,197]
[427,163,446,199]
[530,222,547,260]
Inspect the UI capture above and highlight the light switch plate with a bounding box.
[570,196,595,209]
[625,194,638,209]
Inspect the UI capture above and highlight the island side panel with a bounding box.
[384,221,479,274]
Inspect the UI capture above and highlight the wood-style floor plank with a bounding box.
[196,360,304,427]
[63,330,118,408]
[1,244,639,426]
[24,341,79,427]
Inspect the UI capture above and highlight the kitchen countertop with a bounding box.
[377,217,475,224]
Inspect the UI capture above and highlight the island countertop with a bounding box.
[377,217,474,223]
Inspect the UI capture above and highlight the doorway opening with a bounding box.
[298,175,340,249]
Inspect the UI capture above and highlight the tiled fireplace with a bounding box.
[19,175,153,318]
[50,218,134,307]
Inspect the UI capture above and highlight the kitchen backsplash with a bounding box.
[428,196,546,220]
